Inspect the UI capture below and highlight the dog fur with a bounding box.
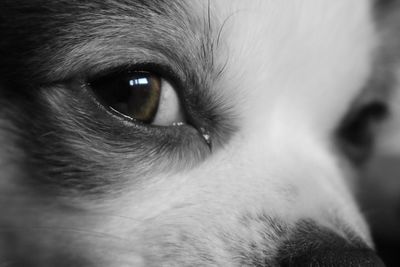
[0,0,399,266]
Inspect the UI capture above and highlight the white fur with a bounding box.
[81,1,377,265]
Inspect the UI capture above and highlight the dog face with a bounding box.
[0,0,392,266]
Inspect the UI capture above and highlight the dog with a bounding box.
[1,0,400,266]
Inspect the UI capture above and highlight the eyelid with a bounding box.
[87,63,183,87]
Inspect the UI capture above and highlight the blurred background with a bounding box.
[360,83,400,266]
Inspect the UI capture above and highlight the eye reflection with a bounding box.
[129,77,150,86]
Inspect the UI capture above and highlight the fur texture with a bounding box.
[0,0,398,266]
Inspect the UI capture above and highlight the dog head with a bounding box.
[0,0,394,266]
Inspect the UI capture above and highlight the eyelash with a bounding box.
[88,63,183,91]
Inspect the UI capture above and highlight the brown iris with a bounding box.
[89,71,161,123]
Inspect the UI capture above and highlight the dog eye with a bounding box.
[337,101,388,163]
[88,70,184,125]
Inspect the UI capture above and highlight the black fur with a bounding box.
[0,0,236,195]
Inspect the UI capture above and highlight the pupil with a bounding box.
[124,74,159,122]
[90,71,161,123]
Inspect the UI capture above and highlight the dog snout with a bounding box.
[276,221,386,267]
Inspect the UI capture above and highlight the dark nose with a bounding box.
[277,220,386,267]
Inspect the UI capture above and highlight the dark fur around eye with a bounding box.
[0,0,238,196]
[3,84,211,196]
